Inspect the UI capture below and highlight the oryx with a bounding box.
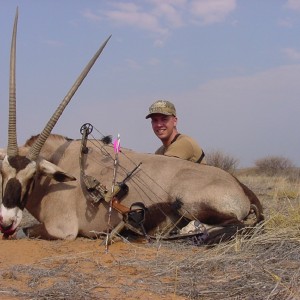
[0,10,263,243]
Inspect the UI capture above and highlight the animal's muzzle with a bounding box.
[0,222,16,236]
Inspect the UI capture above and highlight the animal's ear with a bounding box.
[38,159,76,182]
[0,149,6,160]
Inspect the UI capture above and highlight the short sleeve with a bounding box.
[163,138,194,160]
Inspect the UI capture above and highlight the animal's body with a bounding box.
[14,134,263,240]
[0,9,263,243]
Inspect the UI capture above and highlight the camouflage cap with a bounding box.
[145,100,176,119]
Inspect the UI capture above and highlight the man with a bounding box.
[146,100,206,164]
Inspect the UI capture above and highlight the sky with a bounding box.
[0,0,299,167]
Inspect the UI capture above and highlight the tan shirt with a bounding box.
[155,134,206,164]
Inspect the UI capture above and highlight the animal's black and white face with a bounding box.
[0,155,37,236]
[0,151,77,236]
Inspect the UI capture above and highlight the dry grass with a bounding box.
[1,170,300,299]
[206,150,239,173]
[1,226,300,299]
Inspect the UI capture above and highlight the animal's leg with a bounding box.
[172,199,247,243]
[21,223,78,240]
[19,223,56,239]
[244,204,265,226]
[174,198,245,227]
[202,225,239,245]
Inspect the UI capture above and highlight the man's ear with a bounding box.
[38,159,76,182]
[173,116,178,127]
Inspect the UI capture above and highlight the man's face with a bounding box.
[150,114,177,142]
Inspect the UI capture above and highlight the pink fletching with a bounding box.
[113,136,121,153]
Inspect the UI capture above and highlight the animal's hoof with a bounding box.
[180,220,206,235]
